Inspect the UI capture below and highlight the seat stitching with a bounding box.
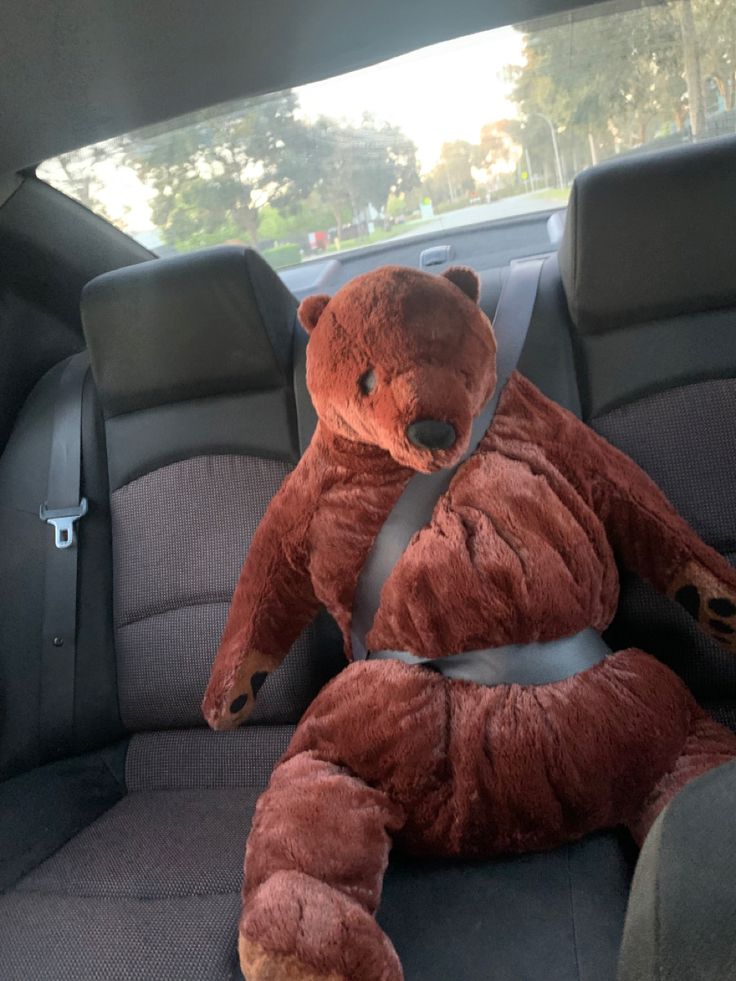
[116,596,231,630]
[10,885,241,900]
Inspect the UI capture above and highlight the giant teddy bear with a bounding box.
[203,265,736,981]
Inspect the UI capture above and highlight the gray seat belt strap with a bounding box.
[38,351,90,759]
[351,256,547,659]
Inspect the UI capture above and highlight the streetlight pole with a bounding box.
[529,112,564,189]
[524,147,536,192]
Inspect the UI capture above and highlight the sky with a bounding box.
[41,24,526,236]
[297,26,525,172]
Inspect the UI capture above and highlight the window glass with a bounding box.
[39,0,735,268]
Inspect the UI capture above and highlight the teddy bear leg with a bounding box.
[240,751,406,981]
[627,707,736,846]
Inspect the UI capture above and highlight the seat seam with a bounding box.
[110,445,294,494]
[116,596,231,630]
[104,386,286,423]
[10,885,241,900]
[116,786,265,794]
[566,845,583,981]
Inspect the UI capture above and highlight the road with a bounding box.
[389,191,567,243]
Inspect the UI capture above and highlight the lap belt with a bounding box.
[349,256,608,687]
[38,351,90,759]
[369,629,610,686]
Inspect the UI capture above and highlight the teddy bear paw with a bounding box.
[240,870,403,981]
[670,562,736,653]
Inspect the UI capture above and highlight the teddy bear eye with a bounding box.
[359,369,377,395]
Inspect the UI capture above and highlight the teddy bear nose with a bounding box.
[406,419,457,450]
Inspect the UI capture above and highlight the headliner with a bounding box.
[2,0,609,175]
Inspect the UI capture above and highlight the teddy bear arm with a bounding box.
[588,438,736,654]
[203,479,321,730]
[502,376,736,655]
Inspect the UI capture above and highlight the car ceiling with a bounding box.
[2,0,610,176]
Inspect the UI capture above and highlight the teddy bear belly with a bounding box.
[365,451,621,658]
[286,648,695,858]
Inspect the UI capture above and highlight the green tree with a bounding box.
[679,0,707,134]
[386,186,423,219]
[512,3,687,179]
[691,0,736,111]
[125,92,315,249]
[39,140,129,222]
[257,194,341,243]
[425,141,480,205]
[304,115,420,240]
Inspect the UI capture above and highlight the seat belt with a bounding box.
[351,256,548,660]
[38,351,90,759]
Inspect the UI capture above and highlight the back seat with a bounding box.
[4,137,735,979]
[0,247,343,979]
[0,247,634,981]
[554,136,736,728]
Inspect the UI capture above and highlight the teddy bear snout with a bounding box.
[406,419,457,450]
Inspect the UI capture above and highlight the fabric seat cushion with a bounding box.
[1,789,248,981]
[1,725,633,981]
[111,454,342,731]
[0,727,293,981]
[593,378,736,713]
[2,822,631,981]
[382,832,633,981]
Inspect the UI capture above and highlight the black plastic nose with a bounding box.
[406,419,457,450]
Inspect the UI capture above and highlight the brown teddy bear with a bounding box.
[204,265,736,981]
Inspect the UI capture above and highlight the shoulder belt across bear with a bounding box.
[351,256,611,684]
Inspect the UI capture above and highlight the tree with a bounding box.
[690,0,736,112]
[256,193,343,243]
[304,115,420,240]
[386,186,423,220]
[513,4,686,169]
[425,141,480,204]
[38,139,129,222]
[679,0,707,134]
[509,0,736,179]
[125,92,315,248]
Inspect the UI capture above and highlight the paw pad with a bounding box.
[709,597,736,618]
[675,584,701,618]
[672,574,736,652]
[251,671,269,696]
[229,693,248,714]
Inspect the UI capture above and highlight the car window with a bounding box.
[38,0,735,269]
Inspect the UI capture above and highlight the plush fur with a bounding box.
[203,265,736,981]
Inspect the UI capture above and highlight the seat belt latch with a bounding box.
[39,498,88,549]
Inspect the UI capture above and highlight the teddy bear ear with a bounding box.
[298,294,331,334]
[441,266,480,304]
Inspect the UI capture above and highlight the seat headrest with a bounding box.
[82,246,297,417]
[559,136,736,334]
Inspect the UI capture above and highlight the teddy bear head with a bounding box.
[298,265,496,473]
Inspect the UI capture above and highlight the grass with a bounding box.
[323,218,426,254]
[285,188,571,268]
[528,187,571,203]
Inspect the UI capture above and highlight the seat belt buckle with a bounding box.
[39,498,88,549]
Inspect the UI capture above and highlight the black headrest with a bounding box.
[82,246,297,417]
[559,136,736,334]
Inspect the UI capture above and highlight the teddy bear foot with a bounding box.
[238,936,344,981]
[240,870,403,981]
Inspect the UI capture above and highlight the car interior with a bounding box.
[2,1,736,979]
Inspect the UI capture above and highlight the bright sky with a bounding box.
[42,25,526,236]
[297,26,525,172]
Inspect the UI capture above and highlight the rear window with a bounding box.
[39,0,735,269]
